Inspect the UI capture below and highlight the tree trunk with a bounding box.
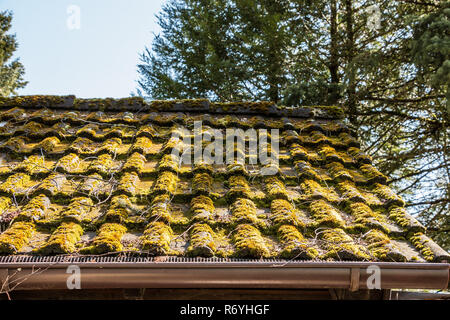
[328,0,340,105]
[344,0,357,127]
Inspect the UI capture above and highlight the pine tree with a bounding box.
[0,11,27,97]
[137,0,325,103]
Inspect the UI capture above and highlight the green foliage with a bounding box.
[411,3,450,110]
[0,11,27,97]
[137,0,324,103]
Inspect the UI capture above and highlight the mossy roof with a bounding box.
[0,95,448,263]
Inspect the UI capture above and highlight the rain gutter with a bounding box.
[0,258,448,291]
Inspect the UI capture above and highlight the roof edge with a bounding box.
[0,95,345,119]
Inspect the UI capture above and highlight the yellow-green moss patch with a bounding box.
[309,200,345,228]
[38,222,83,254]
[265,176,288,200]
[187,223,217,257]
[0,221,35,254]
[141,221,174,255]
[271,199,305,227]
[300,179,339,202]
[192,172,213,194]
[233,224,270,258]
[191,195,215,222]
[230,198,263,226]
[153,171,178,194]
[319,228,370,260]
[82,223,127,254]
[149,194,173,223]
[278,225,318,259]
[123,152,146,173]
[409,232,434,262]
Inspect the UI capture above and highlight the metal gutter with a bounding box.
[0,257,448,291]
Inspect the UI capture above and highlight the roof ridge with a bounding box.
[0,95,344,119]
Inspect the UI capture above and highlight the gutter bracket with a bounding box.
[350,267,360,292]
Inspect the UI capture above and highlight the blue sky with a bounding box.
[0,0,165,98]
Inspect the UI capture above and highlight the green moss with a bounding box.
[133,136,153,155]
[38,136,60,152]
[81,223,127,254]
[141,221,174,255]
[136,125,156,138]
[308,131,329,145]
[289,143,308,160]
[0,173,31,194]
[20,155,50,175]
[150,99,209,111]
[361,229,406,261]
[158,154,180,173]
[38,222,83,254]
[336,181,365,202]
[82,173,103,195]
[320,228,370,260]
[387,206,424,232]
[373,183,405,206]
[149,194,173,223]
[226,163,248,176]
[191,195,215,222]
[187,223,217,257]
[213,101,274,113]
[123,152,146,173]
[278,225,318,259]
[104,195,134,223]
[0,95,66,108]
[153,171,178,194]
[233,224,270,258]
[100,138,121,154]
[409,232,434,262]
[309,200,345,228]
[57,153,83,173]
[360,164,387,183]
[90,154,113,175]
[294,161,321,180]
[338,132,358,147]
[312,105,344,118]
[319,145,344,163]
[161,136,182,154]
[192,172,213,194]
[61,197,93,222]
[227,175,251,199]
[230,198,264,227]
[347,147,372,163]
[326,162,353,181]
[271,199,305,227]
[117,172,139,196]
[347,202,386,227]
[193,162,214,174]
[38,173,66,195]
[0,196,11,216]
[4,137,27,152]
[300,179,339,202]
[16,194,51,221]
[0,221,35,254]
[265,176,288,200]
